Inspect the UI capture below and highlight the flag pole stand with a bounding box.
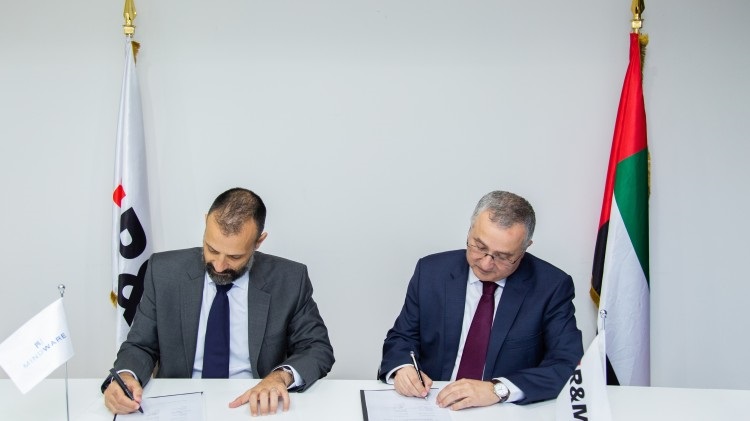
[58,284,70,421]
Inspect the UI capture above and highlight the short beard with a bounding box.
[204,261,249,286]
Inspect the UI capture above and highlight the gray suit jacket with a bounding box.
[113,248,334,391]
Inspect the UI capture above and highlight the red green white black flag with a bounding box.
[590,32,650,387]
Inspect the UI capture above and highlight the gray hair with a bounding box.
[470,191,536,246]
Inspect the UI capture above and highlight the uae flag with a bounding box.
[590,32,650,386]
[111,37,152,349]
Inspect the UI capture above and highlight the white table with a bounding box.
[2,378,748,420]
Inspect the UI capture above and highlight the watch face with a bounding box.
[494,382,509,398]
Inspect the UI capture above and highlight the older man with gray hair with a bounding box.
[379,190,583,409]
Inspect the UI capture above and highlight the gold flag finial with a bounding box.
[631,0,645,34]
[123,0,137,36]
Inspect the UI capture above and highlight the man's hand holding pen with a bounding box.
[393,365,433,398]
[104,371,143,414]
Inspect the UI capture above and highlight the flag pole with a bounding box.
[122,0,140,63]
[57,284,70,421]
[598,309,607,370]
[124,0,136,37]
[631,0,649,74]
[114,0,151,349]
[631,0,644,34]
[589,0,650,386]
[111,1,138,310]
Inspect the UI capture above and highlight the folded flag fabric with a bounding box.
[556,333,612,421]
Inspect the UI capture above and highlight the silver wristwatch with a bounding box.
[491,379,510,403]
[275,366,294,387]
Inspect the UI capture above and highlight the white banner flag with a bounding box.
[112,37,152,349]
[556,333,612,421]
[0,298,74,394]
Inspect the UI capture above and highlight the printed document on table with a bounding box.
[115,392,205,421]
[360,389,450,421]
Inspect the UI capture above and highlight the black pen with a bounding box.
[409,351,427,398]
[109,368,144,413]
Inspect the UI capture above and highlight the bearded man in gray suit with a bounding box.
[103,188,334,416]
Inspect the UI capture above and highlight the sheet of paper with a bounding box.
[361,389,451,421]
[116,392,205,421]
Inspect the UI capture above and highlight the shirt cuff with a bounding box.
[384,364,412,384]
[101,369,140,393]
[275,365,304,390]
[496,377,525,403]
[118,369,140,384]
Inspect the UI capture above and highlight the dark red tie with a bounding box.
[456,281,498,380]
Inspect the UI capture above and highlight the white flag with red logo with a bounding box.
[112,37,152,349]
[0,298,74,394]
[556,333,612,421]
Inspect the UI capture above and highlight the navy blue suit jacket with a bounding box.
[379,250,583,404]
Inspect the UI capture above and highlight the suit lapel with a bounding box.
[247,254,271,378]
[443,261,469,379]
[181,251,206,376]
[483,258,532,379]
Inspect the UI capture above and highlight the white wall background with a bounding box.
[1,0,749,391]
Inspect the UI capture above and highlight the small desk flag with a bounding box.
[0,298,74,394]
[555,333,612,421]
